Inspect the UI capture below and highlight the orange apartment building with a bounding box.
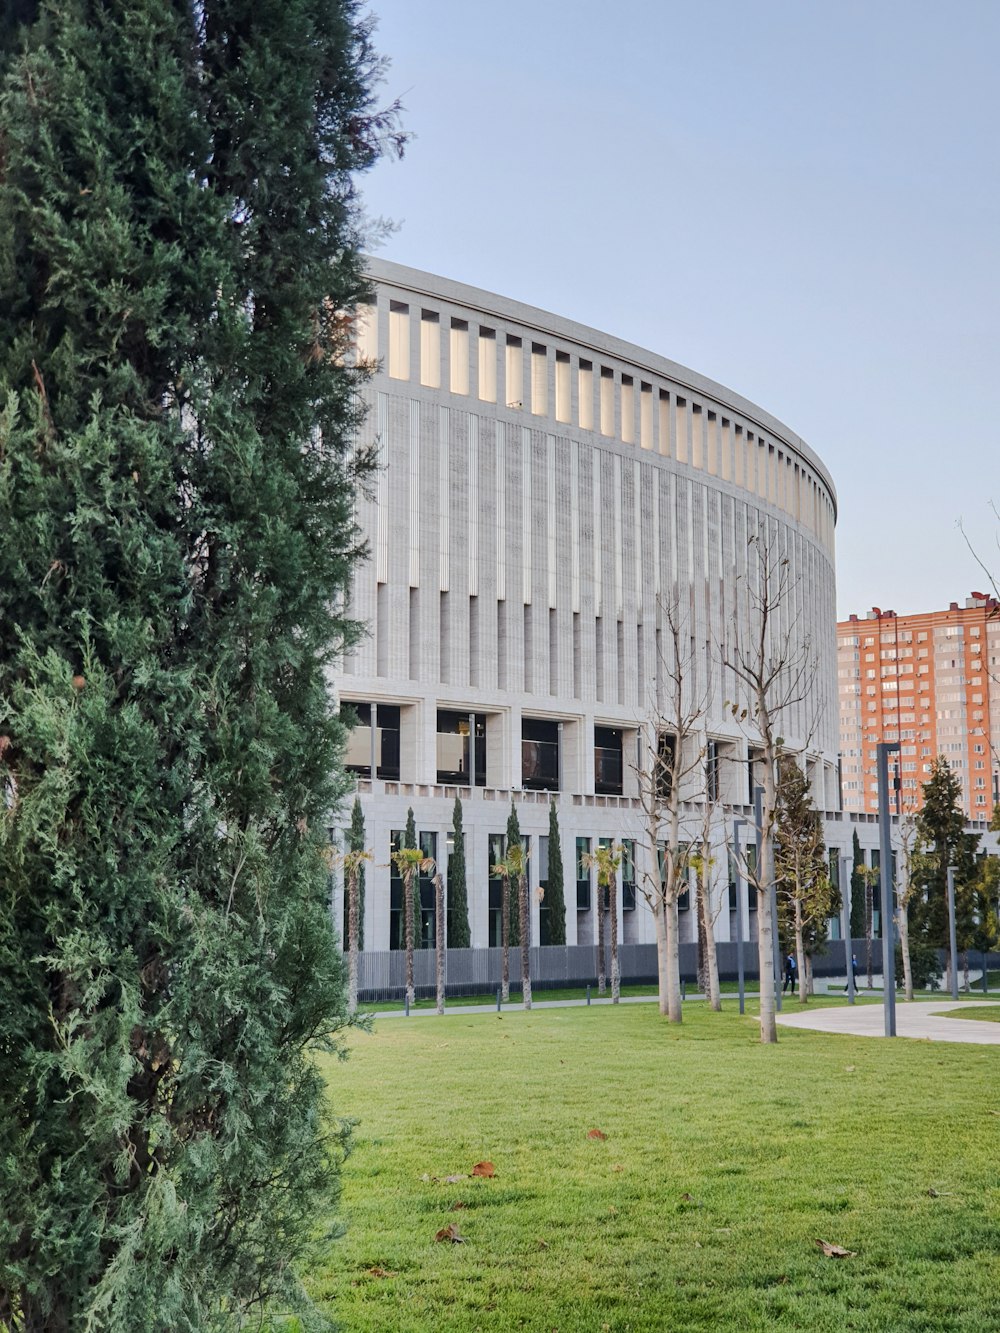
[838,594,1000,823]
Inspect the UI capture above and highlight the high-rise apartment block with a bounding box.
[838,596,1000,822]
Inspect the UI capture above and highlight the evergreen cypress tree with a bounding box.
[448,795,471,948]
[545,799,567,945]
[403,805,422,946]
[913,757,980,952]
[348,795,366,950]
[850,830,866,940]
[507,799,522,947]
[0,2,401,1325]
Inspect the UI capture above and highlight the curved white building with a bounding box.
[338,259,841,956]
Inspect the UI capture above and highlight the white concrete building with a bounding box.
[336,258,872,957]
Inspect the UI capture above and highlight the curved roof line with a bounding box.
[364,256,837,519]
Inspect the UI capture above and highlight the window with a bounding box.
[478,328,497,402]
[344,702,400,780]
[388,301,409,379]
[450,319,469,394]
[522,717,560,790]
[389,829,437,950]
[706,740,720,802]
[594,725,624,795]
[621,839,636,911]
[576,837,592,912]
[436,710,486,786]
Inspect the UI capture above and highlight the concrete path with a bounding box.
[777,999,1000,1044]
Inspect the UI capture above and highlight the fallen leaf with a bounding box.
[435,1223,466,1244]
[926,1188,953,1198]
[444,1174,466,1183]
[471,1160,495,1178]
[364,1266,397,1279]
[612,1163,624,1172]
[680,1192,693,1201]
[450,1201,467,1211]
[815,1239,856,1258]
[845,1066,856,1073]
[587,1129,607,1141]
[536,1238,549,1249]
[693,1240,702,1248]
[607,1205,618,1216]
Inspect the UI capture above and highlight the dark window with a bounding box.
[345,702,400,780]
[706,739,720,802]
[622,838,636,911]
[657,733,676,799]
[522,717,560,791]
[389,828,436,950]
[576,836,591,911]
[594,726,624,795]
[436,710,486,786]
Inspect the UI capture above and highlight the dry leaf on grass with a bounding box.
[536,1238,549,1250]
[364,1266,397,1279]
[435,1223,466,1243]
[612,1163,624,1173]
[815,1239,856,1258]
[587,1128,607,1141]
[471,1160,496,1178]
[450,1201,467,1211]
[926,1188,953,1198]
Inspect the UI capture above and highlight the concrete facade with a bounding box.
[335,259,887,954]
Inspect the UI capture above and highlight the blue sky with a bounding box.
[358,0,1000,618]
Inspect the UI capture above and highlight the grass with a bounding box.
[939,1005,1000,1024]
[310,1000,1000,1332]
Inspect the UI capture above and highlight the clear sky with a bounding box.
[358,0,999,620]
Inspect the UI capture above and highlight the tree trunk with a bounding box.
[695,877,708,996]
[898,904,913,1001]
[609,875,620,1003]
[794,898,807,1004]
[665,898,683,1023]
[597,881,607,994]
[757,884,778,1043]
[348,867,359,1015]
[654,897,670,1016]
[501,874,510,1002]
[435,874,445,1015]
[404,868,416,1009]
[865,881,873,989]
[804,952,813,996]
[963,950,970,993]
[699,869,721,1010]
[519,872,531,1009]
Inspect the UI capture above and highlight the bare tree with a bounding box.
[689,799,723,1011]
[632,595,710,1023]
[722,524,818,1044]
[582,844,624,1003]
[391,847,435,1010]
[895,805,921,1001]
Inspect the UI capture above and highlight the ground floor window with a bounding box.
[389,829,437,950]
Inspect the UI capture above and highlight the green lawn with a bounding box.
[310,1001,1000,1332]
[939,1005,1000,1024]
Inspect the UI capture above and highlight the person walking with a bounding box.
[783,952,797,994]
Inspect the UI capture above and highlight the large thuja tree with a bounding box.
[0,2,400,1327]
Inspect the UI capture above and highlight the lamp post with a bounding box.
[877,741,900,1036]
[840,853,855,1004]
[946,865,959,1001]
[733,817,746,1014]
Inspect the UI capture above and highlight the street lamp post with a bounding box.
[733,817,746,1015]
[840,853,855,1004]
[946,865,959,1001]
[877,741,900,1036]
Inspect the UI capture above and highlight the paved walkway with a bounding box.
[777,999,1000,1044]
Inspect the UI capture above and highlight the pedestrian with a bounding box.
[844,953,859,991]
[783,952,796,994]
